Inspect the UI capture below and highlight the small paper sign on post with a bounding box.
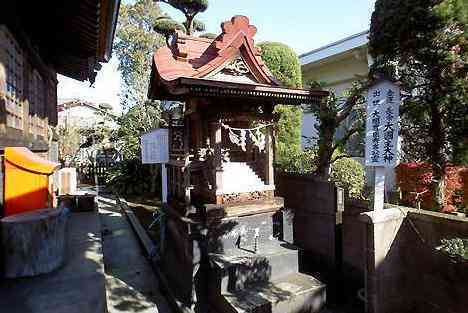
[365,79,401,210]
[141,129,169,203]
[141,129,169,164]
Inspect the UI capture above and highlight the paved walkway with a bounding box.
[0,190,172,313]
[97,194,172,313]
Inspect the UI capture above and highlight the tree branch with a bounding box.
[336,82,368,123]
[331,153,352,163]
[330,125,360,155]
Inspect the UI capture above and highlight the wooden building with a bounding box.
[0,1,120,216]
[0,0,120,156]
[149,15,329,313]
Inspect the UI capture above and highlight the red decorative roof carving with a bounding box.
[152,15,278,85]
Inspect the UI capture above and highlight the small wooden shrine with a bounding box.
[150,15,327,208]
[149,16,329,313]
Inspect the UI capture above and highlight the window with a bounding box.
[29,69,46,135]
[1,27,24,130]
[47,81,58,126]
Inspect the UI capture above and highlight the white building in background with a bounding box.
[57,99,120,165]
[300,30,371,149]
[58,99,119,130]
[299,31,397,193]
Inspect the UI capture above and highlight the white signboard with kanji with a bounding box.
[141,129,169,164]
[365,80,400,167]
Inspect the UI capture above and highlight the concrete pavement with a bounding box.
[98,194,172,313]
[0,210,107,313]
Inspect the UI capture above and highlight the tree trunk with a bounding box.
[429,101,447,210]
[185,15,194,36]
[315,123,335,180]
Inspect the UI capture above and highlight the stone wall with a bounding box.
[275,172,342,301]
[360,206,468,313]
[342,198,369,292]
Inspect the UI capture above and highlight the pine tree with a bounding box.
[153,0,208,42]
[369,0,468,209]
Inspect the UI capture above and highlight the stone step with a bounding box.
[211,272,326,313]
[210,241,299,293]
[207,211,278,252]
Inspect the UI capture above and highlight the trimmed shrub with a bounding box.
[330,157,365,198]
[276,149,365,198]
[257,42,302,88]
[258,41,303,166]
[276,149,317,174]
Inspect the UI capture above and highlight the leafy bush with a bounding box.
[276,149,365,197]
[330,157,365,198]
[396,162,467,212]
[258,41,303,166]
[106,158,160,196]
[276,149,316,174]
[257,42,302,88]
[437,238,468,263]
[274,105,303,165]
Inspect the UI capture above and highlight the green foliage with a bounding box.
[107,158,159,195]
[369,0,468,208]
[257,42,302,88]
[192,19,206,32]
[156,0,208,36]
[437,238,468,263]
[274,106,303,164]
[276,149,317,174]
[303,82,366,179]
[153,16,185,37]
[164,0,208,15]
[114,103,163,159]
[435,0,468,30]
[257,42,303,165]
[114,0,165,109]
[330,157,365,198]
[452,140,468,165]
[276,148,365,198]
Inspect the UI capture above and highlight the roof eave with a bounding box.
[299,30,369,66]
[149,76,328,106]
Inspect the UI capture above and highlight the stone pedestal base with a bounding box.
[1,207,68,278]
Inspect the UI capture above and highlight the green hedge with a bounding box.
[257,42,303,165]
[277,149,365,197]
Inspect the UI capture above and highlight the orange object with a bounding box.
[4,147,60,216]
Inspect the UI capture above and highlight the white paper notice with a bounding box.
[141,129,169,164]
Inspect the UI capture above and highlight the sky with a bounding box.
[57,0,376,113]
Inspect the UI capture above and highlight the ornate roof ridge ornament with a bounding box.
[216,16,258,54]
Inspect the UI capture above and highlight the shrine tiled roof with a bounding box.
[149,15,329,105]
[152,16,278,84]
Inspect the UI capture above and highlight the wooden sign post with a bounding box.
[365,79,401,211]
[141,129,169,203]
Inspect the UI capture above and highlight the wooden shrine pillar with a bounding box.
[265,126,274,185]
[211,120,223,193]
